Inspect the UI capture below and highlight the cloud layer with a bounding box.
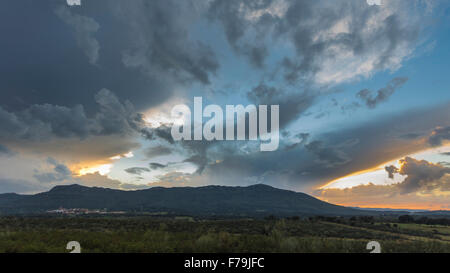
[316,157,450,209]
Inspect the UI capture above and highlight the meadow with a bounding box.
[0,216,448,253]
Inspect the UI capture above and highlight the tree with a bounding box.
[398,215,414,223]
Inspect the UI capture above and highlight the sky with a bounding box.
[0,0,449,210]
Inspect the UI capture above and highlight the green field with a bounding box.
[0,216,449,253]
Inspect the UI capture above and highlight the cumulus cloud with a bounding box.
[209,0,421,84]
[385,157,450,194]
[315,182,450,210]
[315,157,450,209]
[0,89,145,141]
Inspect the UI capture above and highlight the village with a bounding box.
[46,207,125,215]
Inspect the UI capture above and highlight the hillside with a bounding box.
[0,184,367,216]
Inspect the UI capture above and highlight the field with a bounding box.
[0,216,449,253]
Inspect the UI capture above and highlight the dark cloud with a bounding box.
[399,133,422,140]
[317,157,450,207]
[0,144,14,157]
[385,157,450,194]
[0,89,144,141]
[149,163,167,170]
[284,132,309,150]
[111,0,219,85]
[177,138,218,174]
[33,157,72,183]
[439,161,450,167]
[55,5,100,64]
[143,101,450,192]
[124,167,150,175]
[181,102,450,191]
[209,0,420,84]
[304,140,353,168]
[385,165,398,179]
[247,83,316,127]
[183,154,208,174]
[141,124,175,144]
[246,45,269,68]
[4,135,140,167]
[144,146,172,159]
[356,77,408,109]
[0,0,218,114]
[428,126,450,146]
[208,0,272,68]
[314,176,450,209]
[0,0,441,197]
[92,89,144,136]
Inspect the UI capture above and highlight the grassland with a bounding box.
[0,216,448,253]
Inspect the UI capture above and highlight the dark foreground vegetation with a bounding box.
[0,215,449,253]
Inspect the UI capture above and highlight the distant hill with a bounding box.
[0,184,371,217]
[351,207,450,217]
[351,207,430,213]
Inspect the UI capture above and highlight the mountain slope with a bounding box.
[0,184,366,216]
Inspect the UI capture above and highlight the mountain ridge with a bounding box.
[0,183,367,216]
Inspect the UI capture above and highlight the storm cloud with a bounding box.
[0,0,218,114]
[0,0,446,205]
[0,89,145,141]
[209,0,420,84]
[172,101,450,192]
[55,5,100,64]
[247,83,316,128]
